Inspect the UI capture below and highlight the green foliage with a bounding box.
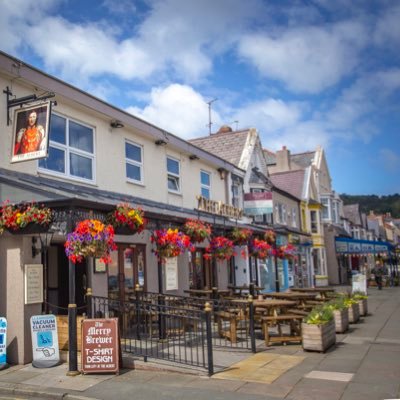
[343,298,358,307]
[327,297,347,311]
[352,291,368,300]
[304,305,334,325]
[341,193,400,218]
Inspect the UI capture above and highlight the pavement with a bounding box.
[0,285,400,400]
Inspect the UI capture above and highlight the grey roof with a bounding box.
[263,149,276,165]
[269,170,305,200]
[290,151,315,169]
[189,130,249,167]
[343,204,362,226]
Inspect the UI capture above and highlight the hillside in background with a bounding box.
[341,194,400,218]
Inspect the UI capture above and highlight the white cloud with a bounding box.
[374,3,400,48]
[379,148,400,173]
[238,20,368,93]
[126,84,218,139]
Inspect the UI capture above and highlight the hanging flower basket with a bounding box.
[264,230,276,244]
[230,227,253,246]
[64,219,117,264]
[275,244,296,259]
[204,236,235,261]
[182,219,211,243]
[0,201,52,235]
[151,228,194,260]
[249,238,272,260]
[107,203,146,235]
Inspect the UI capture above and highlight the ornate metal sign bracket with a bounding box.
[3,86,56,126]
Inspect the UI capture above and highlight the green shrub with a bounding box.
[327,297,347,311]
[352,291,368,300]
[304,305,334,325]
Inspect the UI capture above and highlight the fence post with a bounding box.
[86,287,92,318]
[248,294,256,353]
[249,282,255,297]
[135,284,141,339]
[204,302,214,376]
[158,294,167,341]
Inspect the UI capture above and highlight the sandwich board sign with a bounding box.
[30,314,60,368]
[81,318,119,374]
[0,317,7,370]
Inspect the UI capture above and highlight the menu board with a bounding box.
[165,257,178,291]
[0,318,7,370]
[81,318,119,374]
[25,264,43,304]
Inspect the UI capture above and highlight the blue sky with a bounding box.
[1,0,400,195]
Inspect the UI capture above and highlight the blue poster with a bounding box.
[0,317,7,369]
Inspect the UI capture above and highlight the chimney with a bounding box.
[276,146,291,172]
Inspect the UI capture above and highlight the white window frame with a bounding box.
[125,140,143,184]
[38,112,95,183]
[167,156,181,193]
[321,197,331,221]
[310,210,318,234]
[292,208,297,228]
[200,170,211,199]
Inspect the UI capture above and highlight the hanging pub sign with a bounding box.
[11,102,51,164]
[81,318,119,374]
[30,314,60,368]
[0,317,7,370]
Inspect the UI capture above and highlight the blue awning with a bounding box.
[335,237,394,255]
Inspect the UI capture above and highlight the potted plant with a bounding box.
[230,227,253,246]
[275,244,296,259]
[343,297,360,323]
[182,219,211,244]
[204,236,235,261]
[302,305,336,352]
[64,219,117,264]
[352,291,368,316]
[327,298,349,333]
[107,203,146,235]
[0,201,52,235]
[151,228,194,260]
[249,238,271,260]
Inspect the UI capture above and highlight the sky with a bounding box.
[1,0,399,195]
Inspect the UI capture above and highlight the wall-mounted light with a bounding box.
[155,139,167,146]
[32,237,40,258]
[189,154,199,160]
[217,168,226,180]
[110,120,124,129]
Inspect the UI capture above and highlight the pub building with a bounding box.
[0,50,266,365]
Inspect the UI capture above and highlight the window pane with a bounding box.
[126,163,141,181]
[168,175,179,191]
[49,114,66,144]
[201,171,210,186]
[69,121,93,153]
[201,187,210,199]
[125,142,142,162]
[39,146,65,173]
[70,153,92,179]
[167,158,179,175]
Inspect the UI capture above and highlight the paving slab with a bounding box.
[340,381,400,400]
[304,370,353,382]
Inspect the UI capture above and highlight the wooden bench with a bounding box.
[287,308,308,316]
[261,314,303,346]
[215,309,248,343]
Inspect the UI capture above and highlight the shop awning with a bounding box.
[335,237,394,256]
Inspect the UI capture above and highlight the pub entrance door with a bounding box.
[108,244,146,302]
[189,249,217,289]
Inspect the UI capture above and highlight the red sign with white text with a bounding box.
[81,318,119,374]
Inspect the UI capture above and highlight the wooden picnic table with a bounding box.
[265,292,318,308]
[290,287,335,299]
[184,288,231,298]
[227,284,264,296]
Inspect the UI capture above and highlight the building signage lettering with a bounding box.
[335,238,390,255]
[196,196,243,219]
[82,319,119,374]
[30,314,60,368]
[0,318,7,370]
[25,264,44,304]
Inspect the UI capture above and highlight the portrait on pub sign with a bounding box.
[11,102,51,163]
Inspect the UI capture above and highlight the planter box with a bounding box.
[7,223,50,235]
[357,299,368,316]
[56,315,83,352]
[302,319,336,352]
[333,309,349,333]
[348,303,360,323]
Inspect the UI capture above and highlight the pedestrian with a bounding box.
[372,262,384,290]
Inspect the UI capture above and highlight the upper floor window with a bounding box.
[292,208,297,228]
[321,197,330,221]
[38,113,94,182]
[200,170,211,199]
[125,141,143,184]
[310,210,318,233]
[167,156,180,193]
